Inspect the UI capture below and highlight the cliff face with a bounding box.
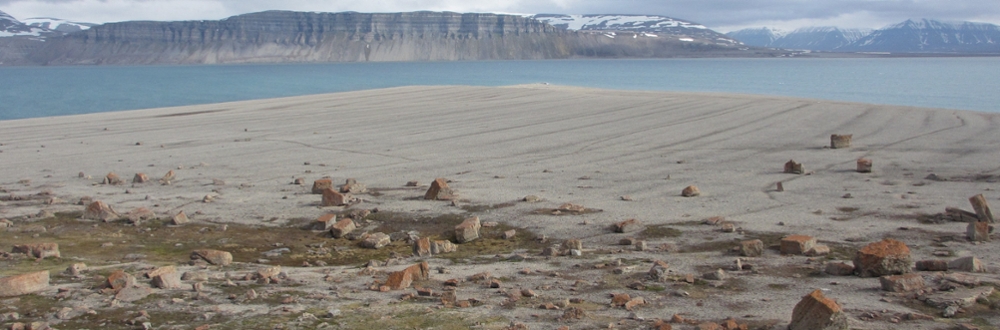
[21,11,754,65]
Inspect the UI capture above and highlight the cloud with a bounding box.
[1,0,998,31]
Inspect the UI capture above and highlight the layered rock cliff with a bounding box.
[24,11,753,65]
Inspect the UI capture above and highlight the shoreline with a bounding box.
[1,85,998,329]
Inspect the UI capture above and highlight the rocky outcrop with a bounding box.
[23,11,752,65]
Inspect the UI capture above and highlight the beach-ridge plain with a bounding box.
[1,85,997,329]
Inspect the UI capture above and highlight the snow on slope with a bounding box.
[22,17,95,33]
[531,14,707,31]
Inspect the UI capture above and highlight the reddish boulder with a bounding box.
[788,290,848,330]
[780,235,816,255]
[83,200,121,222]
[424,178,455,200]
[312,178,333,194]
[614,219,641,233]
[384,262,430,290]
[0,271,49,297]
[853,239,912,277]
[316,213,337,231]
[681,185,701,197]
[132,173,149,184]
[830,134,852,149]
[856,158,872,173]
[321,188,348,207]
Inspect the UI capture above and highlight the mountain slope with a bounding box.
[531,14,740,45]
[724,27,784,48]
[727,26,870,51]
[840,19,1000,53]
[21,17,95,33]
[24,11,756,65]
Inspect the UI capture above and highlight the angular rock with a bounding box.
[784,160,804,174]
[625,297,646,311]
[739,239,764,257]
[856,158,872,173]
[413,237,432,257]
[502,229,516,240]
[160,170,176,184]
[648,261,670,282]
[340,179,366,194]
[171,211,189,225]
[923,286,994,309]
[681,185,700,197]
[256,266,281,280]
[944,273,981,287]
[967,222,990,242]
[788,289,848,330]
[114,286,151,302]
[824,262,855,276]
[12,243,60,259]
[430,240,456,254]
[454,216,481,243]
[65,263,87,276]
[316,214,337,231]
[611,293,631,306]
[703,268,727,281]
[0,271,49,297]
[915,260,949,271]
[146,265,176,279]
[805,245,830,257]
[190,249,233,266]
[384,262,429,290]
[107,270,135,291]
[557,203,585,212]
[151,271,182,289]
[853,238,912,277]
[330,218,356,238]
[361,232,391,249]
[311,178,333,194]
[969,194,995,223]
[830,134,852,149]
[424,178,455,200]
[126,207,156,223]
[104,172,124,185]
[949,256,985,273]
[561,239,582,252]
[780,235,816,255]
[614,219,641,233]
[879,273,925,292]
[321,188,349,207]
[132,173,149,184]
[82,200,121,222]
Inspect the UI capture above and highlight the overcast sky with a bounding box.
[2,0,999,32]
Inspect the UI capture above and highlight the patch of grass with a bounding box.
[767,283,791,290]
[836,207,860,213]
[460,202,515,213]
[638,225,682,239]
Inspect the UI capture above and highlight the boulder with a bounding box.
[739,239,764,257]
[949,256,985,273]
[0,271,49,297]
[681,185,700,197]
[133,173,149,183]
[82,200,121,222]
[969,194,995,223]
[12,243,60,259]
[830,134,852,149]
[126,207,156,223]
[431,240,457,254]
[648,260,670,282]
[103,172,124,185]
[557,203,586,212]
[413,237,431,257]
[311,178,333,194]
[321,188,348,207]
[788,290,848,330]
[361,232,391,249]
[330,218,356,238]
[853,238,912,277]
[384,262,430,290]
[151,271,182,289]
[316,214,337,231]
[856,158,872,173]
[107,270,135,291]
[340,179,366,194]
[805,245,831,256]
[780,235,816,255]
[454,216,481,243]
[159,170,176,184]
[171,211,189,225]
[784,160,804,174]
[424,178,455,200]
[879,273,925,292]
[967,222,990,242]
[614,219,641,233]
[190,249,233,266]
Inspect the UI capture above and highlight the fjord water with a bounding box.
[0,58,997,120]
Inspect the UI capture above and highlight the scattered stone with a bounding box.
[65,263,86,276]
[127,207,156,224]
[703,268,727,281]
[614,219,641,233]
[413,237,432,257]
[454,216,481,243]
[967,222,990,242]
[634,240,647,251]
[824,262,855,276]
[915,260,948,271]
[681,185,700,197]
[340,179,366,194]
[312,178,333,194]
[853,238,912,277]
[969,194,995,223]
[107,270,136,291]
[949,256,985,273]
[502,229,516,240]
[151,269,182,289]
[739,239,764,257]
[159,170,176,184]
[879,273,925,292]
[171,211,189,225]
[82,200,121,222]
[923,286,994,311]
[384,262,429,290]
[11,243,60,259]
[944,273,981,287]
[611,293,631,306]
[620,195,634,201]
[190,249,233,266]
[321,188,349,207]
[104,172,125,185]
[424,178,455,200]
[0,271,49,297]
[115,286,152,302]
[405,180,419,187]
[649,261,670,282]
[431,240,457,254]
[316,214,337,231]
[780,235,816,255]
[330,218,356,238]
[556,203,586,212]
[784,160,804,174]
[830,134,852,149]
[805,245,831,256]
[856,158,872,173]
[788,289,848,330]
[625,297,646,311]
[361,232,391,249]
[133,173,149,184]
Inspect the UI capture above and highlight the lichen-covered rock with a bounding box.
[361,232,391,249]
[191,249,233,266]
[853,238,912,277]
[788,290,848,330]
[331,218,356,238]
[454,216,481,243]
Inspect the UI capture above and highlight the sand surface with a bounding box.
[1,85,998,329]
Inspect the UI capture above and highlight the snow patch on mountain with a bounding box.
[22,17,95,33]
[531,14,707,31]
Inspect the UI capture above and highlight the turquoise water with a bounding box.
[1,58,998,120]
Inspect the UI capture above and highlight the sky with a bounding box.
[2,0,999,32]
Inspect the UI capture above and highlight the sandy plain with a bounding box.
[0,85,998,329]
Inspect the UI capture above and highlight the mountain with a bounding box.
[531,14,741,46]
[21,17,95,33]
[14,11,761,65]
[1,9,44,37]
[840,19,1000,53]
[726,26,870,51]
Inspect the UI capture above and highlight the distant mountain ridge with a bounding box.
[728,18,1000,53]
